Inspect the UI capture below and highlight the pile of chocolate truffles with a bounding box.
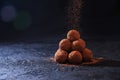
[54,30,93,64]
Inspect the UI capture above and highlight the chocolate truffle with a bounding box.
[72,39,86,52]
[59,39,71,51]
[54,49,68,63]
[68,51,82,64]
[82,48,93,61]
[67,29,80,41]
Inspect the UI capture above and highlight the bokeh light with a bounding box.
[13,11,32,31]
[1,5,16,22]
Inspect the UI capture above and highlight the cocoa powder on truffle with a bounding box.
[82,48,93,62]
[59,39,71,52]
[68,51,82,64]
[72,39,86,52]
[67,29,80,41]
[54,49,68,63]
[54,29,95,65]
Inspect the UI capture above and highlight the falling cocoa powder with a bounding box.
[66,0,82,30]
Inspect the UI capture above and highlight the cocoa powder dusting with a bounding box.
[66,0,82,30]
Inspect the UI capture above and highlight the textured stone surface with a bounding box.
[0,37,120,80]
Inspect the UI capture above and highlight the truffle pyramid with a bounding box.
[54,29,93,64]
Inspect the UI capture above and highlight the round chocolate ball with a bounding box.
[54,49,68,63]
[67,29,80,41]
[68,51,82,64]
[82,48,93,61]
[59,39,71,51]
[72,39,86,52]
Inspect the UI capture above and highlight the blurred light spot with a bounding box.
[13,11,32,31]
[1,5,16,22]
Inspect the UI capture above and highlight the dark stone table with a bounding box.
[0,36,120,80]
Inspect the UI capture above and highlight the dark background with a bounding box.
[0,0,120,41]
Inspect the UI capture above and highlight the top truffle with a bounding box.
[67,29,80,41]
